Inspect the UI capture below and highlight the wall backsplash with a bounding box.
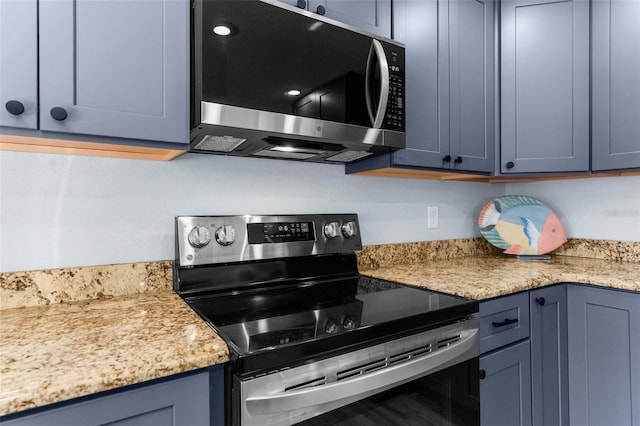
[356,238,640,271]
[0,261,172,309]
[1,237,637,310]
[356,238,501,270]
[552,238,640,263]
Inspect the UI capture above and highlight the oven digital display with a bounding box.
[247,222,315,244]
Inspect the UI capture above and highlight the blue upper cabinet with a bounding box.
[386,0,441,169]
[278,0,391,38]
[591,0,640,171]
[1,0,189,146]
[446,0,495,172]
[347,0,495,175]
[0,0,38,130]
[500,0,589,174]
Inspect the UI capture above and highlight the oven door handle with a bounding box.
[245,328,478,416]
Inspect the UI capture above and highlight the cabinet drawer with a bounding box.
[480,292,530,354]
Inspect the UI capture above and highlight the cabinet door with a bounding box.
[0,0,38,130]
[530,286,569,426]
[381,0,493,172]
[567,286,640,426]
[1,371,211,426]
[480,340,532,426]
[592,0,640,171]
[309,0,391,38]
[448,0,495,173]
[388,0,448,169]
[500,0,589,174]
[38,0,189,144]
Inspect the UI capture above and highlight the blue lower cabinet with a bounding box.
[481,284,640,426]
[530,286,569,426]
[479,292,532,426]
[480,340,532,426]
[1,367,224,426]
[567,285,640,426]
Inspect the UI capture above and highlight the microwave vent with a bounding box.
[325,150,373,163]
[253,149,319,160]
[194,135,247,153]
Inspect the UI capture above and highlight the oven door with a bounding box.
[234,318,479,426]
[300,357,479,426]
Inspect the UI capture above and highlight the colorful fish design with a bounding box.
[478,195,567,255]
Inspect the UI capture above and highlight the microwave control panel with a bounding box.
[385,71,404,132]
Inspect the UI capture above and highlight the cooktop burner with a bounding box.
[188,276,473,352]
[184,275,476,376]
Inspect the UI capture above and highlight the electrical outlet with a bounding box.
[428,206,439,229]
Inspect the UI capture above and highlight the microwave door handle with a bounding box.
[365,39,390,129]
[245,328,478,416]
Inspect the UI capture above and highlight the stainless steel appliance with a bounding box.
[174,214,479,425]
[190,1,405,163]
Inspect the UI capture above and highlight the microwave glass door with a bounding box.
[200,0,400,130]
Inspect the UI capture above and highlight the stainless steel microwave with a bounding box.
[190,0,405,163]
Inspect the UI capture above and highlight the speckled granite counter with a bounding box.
[1,238,637,417]
[360,255,640,301]
[0,263,229,417]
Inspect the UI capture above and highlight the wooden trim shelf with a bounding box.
[0,134,186,161]
[353,167,490,182]
[352,167,640,183]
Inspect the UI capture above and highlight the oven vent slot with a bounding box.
[285,376,327,392]
[437,335,461,349]
[389,344,432,365]
[336,343,435,382]
[336,357,387,381]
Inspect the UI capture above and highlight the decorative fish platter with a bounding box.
[478,195,567,255]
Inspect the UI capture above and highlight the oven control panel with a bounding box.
[247,221,315,244]
[176,214,362,267]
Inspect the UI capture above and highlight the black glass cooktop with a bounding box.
[185,275,477,377]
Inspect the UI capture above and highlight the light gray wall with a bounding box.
[2,151,638,273]
[0,151,503,272]
[505,176,640,242]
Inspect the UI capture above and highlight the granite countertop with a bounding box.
[1,239,637,417]
[0,289,229,417]
[360,255,640,300]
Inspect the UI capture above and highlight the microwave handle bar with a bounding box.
[365,39,390,129]
[245,328,478,416]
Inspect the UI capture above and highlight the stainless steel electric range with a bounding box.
[174,214,479,426]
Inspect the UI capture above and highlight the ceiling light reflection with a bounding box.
[213,25,232,36]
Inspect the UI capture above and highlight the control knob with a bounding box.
[341,221,358,238]
[324,320,339,334]
[342,316,357,330]
[188,226,211,248]
[215,225,236,246]
[323,221,341,239]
